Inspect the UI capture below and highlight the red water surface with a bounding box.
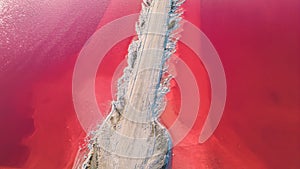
[0,0,299,169]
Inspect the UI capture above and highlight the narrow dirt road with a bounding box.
[75,0,184,168]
